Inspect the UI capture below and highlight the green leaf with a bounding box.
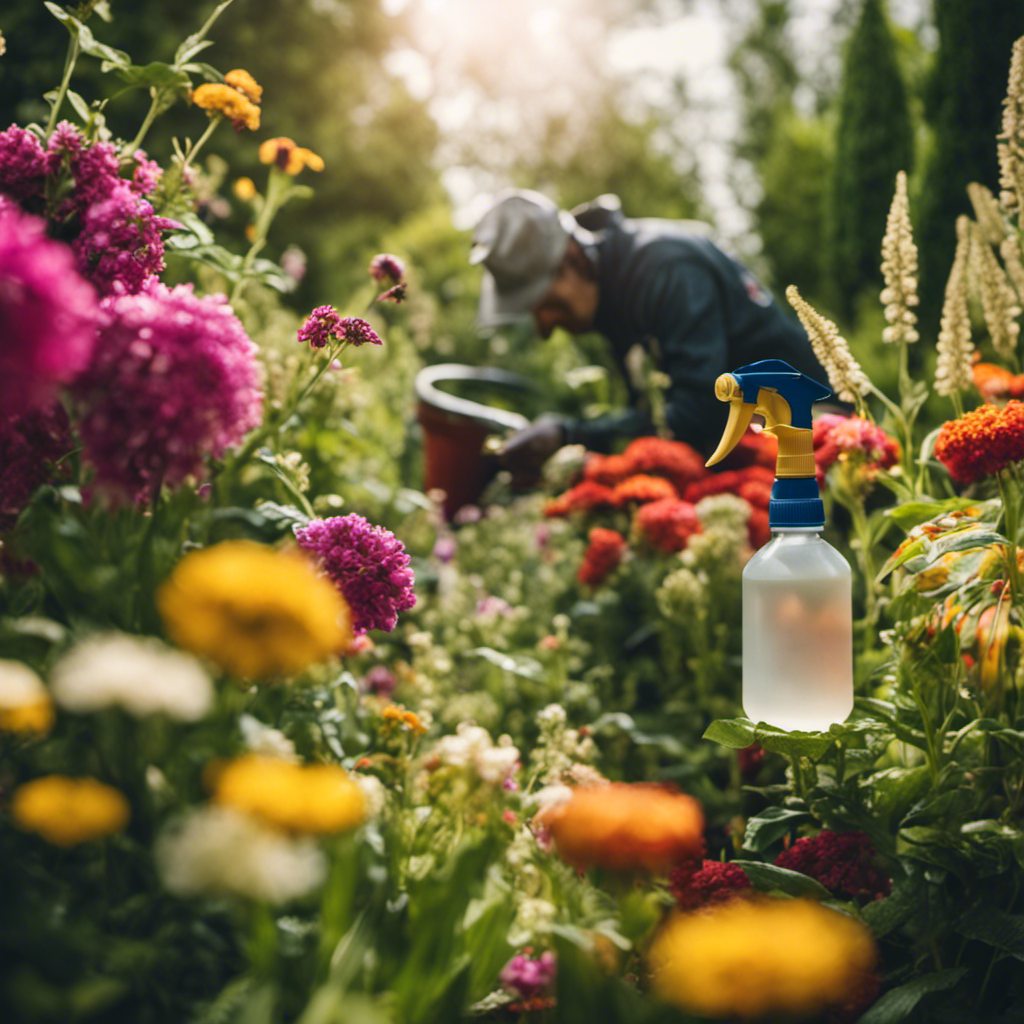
[65,89,92,122]
[173,0,236,68]
[860,879,919,938]
[956,905,1024,960]
[703,718,756,748]
[115,62,192,92]
[731,860,832,899]
[855,968,968,1024]
[704,718,843,761]
[44,2,77,31]
[741,807,811,852]
[469,647,543,680]
[76,23,130,69]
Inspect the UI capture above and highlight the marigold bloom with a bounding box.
[223,69,263,103]
[934,401,1024,484]
[12,775,129,846]
[634,497,701,553]
[620,436,707,492]
[538,782,703,872]
[381,703,427,735]
[212,754,366,834]
[612,474,677,506]
[157,540,353,679]
[294,514,416,634]
[582,452,632,487]
[775,830,891,901]
[648,897,878,1021]
[192,83,261,130]
[258,137,324,174]
[577,527,626,587]
[973,361,1024,402]
[544,480,616,518]
[669,858,752,911]
[0,660,54,735]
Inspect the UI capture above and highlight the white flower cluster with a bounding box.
[968,183,1008,245]
[156,806,326,903]
[935,217,975,397]
[656,566,708,624]
[50,632,213,720]
[786,286,870,406]
[239,714,299,761]
[431,722,519,785]
[998,36,1024,213]
[530,703,597,784]
[970,220,1022,357]
[694,493,750,537]
[879,171,920,345]
[0,659,47,709]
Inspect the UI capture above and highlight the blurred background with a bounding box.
[1,0,1021,398]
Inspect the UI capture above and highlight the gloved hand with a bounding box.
[496,414,567,490]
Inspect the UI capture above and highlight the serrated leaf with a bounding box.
[731,860,831,898]
[856,968,969,1024]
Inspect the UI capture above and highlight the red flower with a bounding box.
[683,465,774,504]
[634,498,701,553]
[583,452,633,487]
[544,480,616,518]
[812,415,900,485]
[577,527,626,586]
[973,361,1024,402]
[748,507,771,550]
[775,830,891,901]
[669,858,752,911]
[612,474,678,506]
[934,401,1024,484]
[737,478,771,510]
[619,436,708,493]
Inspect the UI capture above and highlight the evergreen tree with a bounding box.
[917,0,1024,327]
[830,0,913,321]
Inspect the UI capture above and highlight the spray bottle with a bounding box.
[706,359,853,731]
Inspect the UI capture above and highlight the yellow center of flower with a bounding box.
[0,699,55,735]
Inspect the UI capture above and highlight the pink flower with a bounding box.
[297,305,383,349]
[499,951,556,1001]
[375,282,407,304]
[361,665,397,697]
[368,253,405,284]
[72,281,263,503]
[0,125,48,201]
[812,415,900,486]
[294,514,417,634]
[0,204,98,421]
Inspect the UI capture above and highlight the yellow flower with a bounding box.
[538,782,704,873]
[212,754,366,834]
[648,897,878,1021]
[381,703,427,734]
[233,176,257,200]
[156,540,353,680]
[12,776,129,846]
[224,68,263,104]
[192,83,261,131]
[258,136,325,175]
[0,659,54,735]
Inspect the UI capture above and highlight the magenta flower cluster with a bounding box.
[297,305,384,349]
[294,514,416,634]
[499,951,556,1001]
[0,202,98,421]
[368,252,405,284]
[0,405,72,531]
[0,122,175,296]
[72,281,263,503]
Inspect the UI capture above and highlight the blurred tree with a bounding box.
[829,0,913,320]
[916,0,1024,328]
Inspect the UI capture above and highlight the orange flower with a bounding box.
[538,782,704,872]
[577,527,626,587]
[258,137,325,175]
[583,453,632,487]
[934,401,1024,483]
[224,69,263,103]
[544,480,616,517]
[973,361,1024,402]
[191,83,261,131]
[612,474,677,506]
[634,497,701,553]
[620,436,707,493]
[381,703,427,734]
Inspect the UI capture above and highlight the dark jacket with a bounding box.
[563,209,829,456]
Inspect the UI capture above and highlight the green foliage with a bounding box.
[830,0,914,320]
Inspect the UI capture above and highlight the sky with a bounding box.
[382,0,934,238]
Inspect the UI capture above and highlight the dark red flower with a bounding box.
[669,858,752,911]
[544,480,616,518]
[577,527,626,587]
[775,830,891,901]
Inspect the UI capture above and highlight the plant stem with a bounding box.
[46,32,81,137]
[123,92,164,157]
[230,168,288,304]
[998,470,1021,604]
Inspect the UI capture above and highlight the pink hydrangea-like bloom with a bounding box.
[72,281,263,503]
[0,124,48,201]
[0,404,72,531]
[499,951,556,1001]
[297,305,384,349]
[130,150,162,195]
[0,204,98,421]
[812,414,900,486]
[775,830,891,901]
[368,253,405,284]
[294,514,416,634]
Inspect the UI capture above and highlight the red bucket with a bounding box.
[414,364,532,519]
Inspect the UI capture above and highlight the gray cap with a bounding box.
[470,189,579,329]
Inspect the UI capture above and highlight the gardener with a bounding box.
[470,189,830,476]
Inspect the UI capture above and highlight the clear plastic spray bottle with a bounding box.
[705,360,853,731]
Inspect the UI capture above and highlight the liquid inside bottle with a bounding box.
[742,530,853,731]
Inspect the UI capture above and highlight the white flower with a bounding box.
[156,806,325,903]
[509,897,558,947]
[475,743,520,785]
[935,219,975,397]
[0,659,47,708]
[239,714,299,762]
[50,633,213,720]
[879,171,920,345]
[432,723,519,784]
[530,783,573,814]
[355,773,386,817]
[537,703,567,728]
